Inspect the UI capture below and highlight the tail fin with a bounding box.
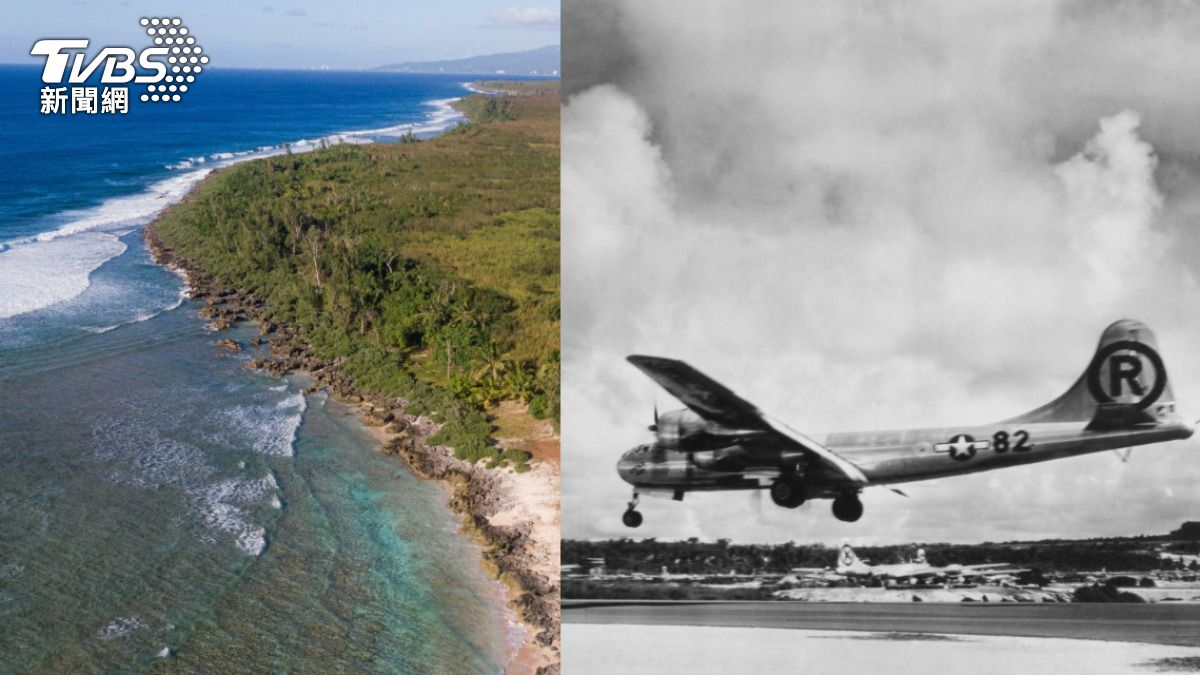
[838,540,861,568]
[1007,319,1177,428]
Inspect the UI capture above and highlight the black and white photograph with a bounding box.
[561,1,1200,672]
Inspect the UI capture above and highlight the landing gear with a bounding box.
[622,493,643,528]
[832,493,864,522]
[769,477,806,508]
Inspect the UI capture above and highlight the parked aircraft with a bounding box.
[835,542,940,581]
[835,542,1027,584]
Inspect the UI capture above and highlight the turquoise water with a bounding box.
[0,241,512,672]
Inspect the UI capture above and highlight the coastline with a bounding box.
[363,421,560,675]
[141,110,562,672]
[0,83,468,323]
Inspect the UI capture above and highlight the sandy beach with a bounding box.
[491,459,562,673]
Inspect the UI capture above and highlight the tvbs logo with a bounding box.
[31,17,208,115]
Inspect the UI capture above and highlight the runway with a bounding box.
[563,599,1200,647]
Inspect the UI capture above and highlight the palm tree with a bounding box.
[471,376,504,406]
[472,343,507,384]
[502,361,537,402]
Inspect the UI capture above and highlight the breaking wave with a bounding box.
[199,471,280,556]
[92,395,293,557]
[218,391,306,457]
[0,168,207,321]
[0,95,465,324]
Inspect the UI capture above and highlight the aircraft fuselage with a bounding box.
[618,416,1193,499]
[617,320,1195,525]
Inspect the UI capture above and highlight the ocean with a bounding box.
[0,65,517,672]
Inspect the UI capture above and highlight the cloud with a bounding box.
[312,20,367,31]
[563,0,1200,545]
[490,6,560,30]
[260,5,306,17]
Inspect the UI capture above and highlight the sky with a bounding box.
[3,0,559,70]
[562,0,1200,546]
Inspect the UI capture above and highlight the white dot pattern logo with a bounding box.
[139,17,207,104]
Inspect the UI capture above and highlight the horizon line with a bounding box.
[0,61,561,77]
[4,43,561,73]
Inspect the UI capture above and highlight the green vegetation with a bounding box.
[456,82,560,122]
[474,80,560,97]
[562,579,772,601]
[456,94,515,123]
[155,87,559,468]
[564,532,1193,577]
[1072,583,1146,602]
[564,539,832,576]
[493,447,534,472]
[1138,656,1200,672]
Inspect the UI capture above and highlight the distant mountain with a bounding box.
[376,45,559,77]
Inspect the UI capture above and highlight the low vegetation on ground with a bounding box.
[474,80,560,96]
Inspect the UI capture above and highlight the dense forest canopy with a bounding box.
[155,86,560,466]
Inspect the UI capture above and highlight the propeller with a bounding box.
[648,403,659,432]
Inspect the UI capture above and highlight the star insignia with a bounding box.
[934,434,989,461]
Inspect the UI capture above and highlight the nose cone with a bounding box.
[617,445,646,485]
[617,450,636,485]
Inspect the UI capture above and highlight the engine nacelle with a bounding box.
[690,445,750,471]
[655,409,712,448]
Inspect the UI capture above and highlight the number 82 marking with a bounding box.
[993,429,1033,453]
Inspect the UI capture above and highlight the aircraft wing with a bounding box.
[628,355,868,485]
[961,566,1030,578]
[760,413,869,485]
[627,355,763,428]
[909,568,947,578]
[876,566,944,579]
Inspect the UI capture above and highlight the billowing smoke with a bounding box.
[563,0,1200,544]
[1057,110,1165,301]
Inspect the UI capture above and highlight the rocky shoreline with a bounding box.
[144,217,560,674]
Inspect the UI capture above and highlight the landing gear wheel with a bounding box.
[832,494,864,522]
[622,493,642,528]
[769,478,806,508]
